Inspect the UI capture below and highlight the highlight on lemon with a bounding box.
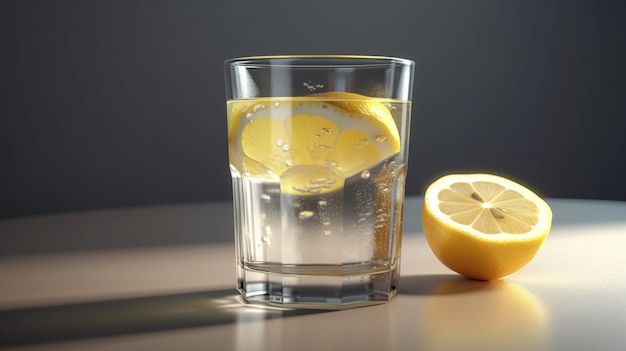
[421,173,552,280]
[227,92,401,195]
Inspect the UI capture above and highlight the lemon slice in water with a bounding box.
[228,92,401,195]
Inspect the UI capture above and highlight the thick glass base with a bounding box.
[237,263,399,310]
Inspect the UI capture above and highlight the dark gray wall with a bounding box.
[1,0,625,220]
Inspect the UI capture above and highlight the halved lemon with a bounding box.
[422,173,552,280]
[228,92,401,194]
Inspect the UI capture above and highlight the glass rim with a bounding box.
[224,55,414,68]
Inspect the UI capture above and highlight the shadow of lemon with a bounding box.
[419,278,550,351]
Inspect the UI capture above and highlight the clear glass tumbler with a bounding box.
[224,55,414,309]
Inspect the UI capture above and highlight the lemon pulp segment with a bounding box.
[438,181,540,234]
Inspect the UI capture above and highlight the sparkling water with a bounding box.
[229,99,411,307]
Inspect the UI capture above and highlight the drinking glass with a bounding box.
[224,55,414,309]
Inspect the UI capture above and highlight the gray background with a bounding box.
[1,0,625,220]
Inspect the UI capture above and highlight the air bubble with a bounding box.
[322,230,331,236]
[298,210,315,219]
[261,194,271,201]
[267,187,281,194]
[318,144,332,150]
[310,178,332,184]
[385,103,397,111]
[318,200,327,206]
[274,102,280,108]
[356,138,369,147]
[322,221,331,226]
[292,185,321,194]
[361,170,371,179]
[292,185,308,192]
[320,127,332,134]
[282,144,290,152]
[276,139,284,146]
[376,135,388,143]
[303,81,325,91]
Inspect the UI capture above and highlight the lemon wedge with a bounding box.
[228,92,401,195]
[422,173,552,280]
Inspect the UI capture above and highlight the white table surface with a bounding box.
[1,197,625,351]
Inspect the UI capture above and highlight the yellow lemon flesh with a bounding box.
[228,92,401,195]
[422,173,552,280]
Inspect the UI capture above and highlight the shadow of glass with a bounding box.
[0,289,327,346]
